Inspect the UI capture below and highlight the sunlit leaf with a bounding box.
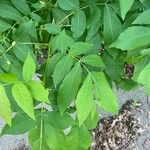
[12,82,35,119]
[92,72,119,113]
[76,75,93,126]
[23,53,36,81]
[110,26,150,50]
[0,85,12,126]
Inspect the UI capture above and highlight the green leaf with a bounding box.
[52,8,69,25]
[110,26,150,50]
[81,54,105,68]
[47,53,63,76]
[117,79,138,91]
[29,24,37,40]
[43,111,74,129]
[53,55,74,87]
[0,54,22,80]
[43,23,61,35]
[12,82,35,119]
[57,63,82,113]
[0,4,22,21]
[86,34,102,55]
[0,85,12,126]
[84,111,99,130]
[0,68,4,74]
[58,0,79,11]
[9,56,23,80]
[145,85,150,95]
[0,73,18,84]
[23,53,36,81]
[87,8,101,39]
[29,126,49,150]
[71,10,86,39]
[13,20,33,42]
[0,45,5,55]
[119,0,134,20]
[55,30,74,53]
[11,0,30,15]
[2,113,36,135]
[0,20,11,32]
[92,72,119,113]
[66,126,92,150]
[26,80,49,103]
[140,48,150,56]
[70,42,91,56]
[104,5,122,46]
[30,12,42,22]
[103,53,124,82]
[133,56,149,80]
[137,62,150,87]
[133,10,150,24]
[76,75,93,126]
[12,43,33,61]
[45,123,67,150]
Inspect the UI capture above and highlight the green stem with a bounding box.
[57,12,74,25]
[0,41,16,59]
[68,54,94,78]
[57,2,107,25]
[2,8,45,46]
[43,37,52,87]
[39,38,51,149]
[39,114,43,150]
[20,42,48,46]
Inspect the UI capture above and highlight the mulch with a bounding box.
[91,100,143,150]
